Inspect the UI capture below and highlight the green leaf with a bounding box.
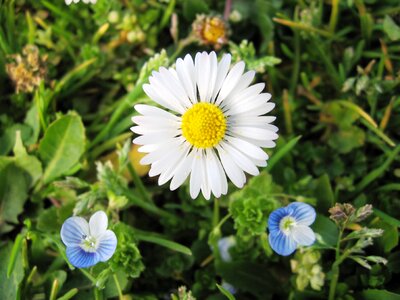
[182,0,209,20]
[312,215,338,247]
[7,234,24,278]
[216,283,236,300]
[374,221,399,253]
[39,113,85,184]
[373,208,400,228]
[134,229,192,256]
[361,289,400,300]
[383,15,400,41]
[216,261,280,298]
[266,135,301,171]
[314,174,334,213]
[0,243,25,299]
[0,162,30,224]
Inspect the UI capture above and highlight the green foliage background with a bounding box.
[0,0,400,299]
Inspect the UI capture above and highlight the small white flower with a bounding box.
[65,0,97,5]
[131,51,278,200]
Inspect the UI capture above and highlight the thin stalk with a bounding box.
[127,162,153,204]
[213,198,220,228]
[273,18,332,37]
[113,274,123,300]
[49,279,59,300]
[328,229,343,300]
[223,0,232,20]
[91,132,133,159]
[329,0,339,33]
[80,269,97,285]
[90,82,144,149]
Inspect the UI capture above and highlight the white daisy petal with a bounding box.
[216,145,246,188]
[221,141,259,176]
[226,136,269,161]
[170,148,195,190]
[211,53,231,102]
[190,150,203,199]
[176,56,197,103]
[215,61,245,106]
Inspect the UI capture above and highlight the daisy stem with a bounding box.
[113,274,124,300]
[127,162,153,204]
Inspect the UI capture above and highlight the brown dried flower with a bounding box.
[6,45,47,93]
[192,14,229,50]
[328,203,355,225]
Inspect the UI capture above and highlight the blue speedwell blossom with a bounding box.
[61,211,117,268]
[268,202,316,256]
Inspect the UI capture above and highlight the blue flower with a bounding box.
[61,211,117,268]
[268,202,316,256]
[218,236,236,262]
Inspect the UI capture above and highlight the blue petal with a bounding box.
[97,230,117,262]
[66,246,99,268]
[61,217,90,247]
[288,202,316,226]
[218,236,235,262]
[268,207,290,234]
[268,231,297,256]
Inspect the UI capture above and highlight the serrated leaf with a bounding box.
[39,113,85,184]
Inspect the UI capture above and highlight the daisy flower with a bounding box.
[268,202,316,256]
[61,211,117,268]
[131,51,278,200]
[65,0,97,5]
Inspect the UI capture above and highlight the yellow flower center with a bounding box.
[203,17,226,44]
[181,102,226,149]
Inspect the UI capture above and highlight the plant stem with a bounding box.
[328,229,343,300]
[113,274,124,300]
[329,0,339,33]
[213,198,220,228]
[127,162,153,204]
[80,268,97,285]
[223,0,232,20]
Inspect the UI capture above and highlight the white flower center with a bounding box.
[279,216,296,235]
[80,234,98,253]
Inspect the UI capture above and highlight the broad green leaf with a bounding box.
[216,261,281,298]
[361,289,400,300]
[374,221,398,253]
[383,15,400,41]
[0,162,30,224]
[182,0,208,20]
[314,174,335,213]
[39,113,85,184]
[312,215,338,247]
[0,243,25,299]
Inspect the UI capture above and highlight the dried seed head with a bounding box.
[192,14,229,49]
[6,45,47,93]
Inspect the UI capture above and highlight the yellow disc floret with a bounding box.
[181,102,227,149]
